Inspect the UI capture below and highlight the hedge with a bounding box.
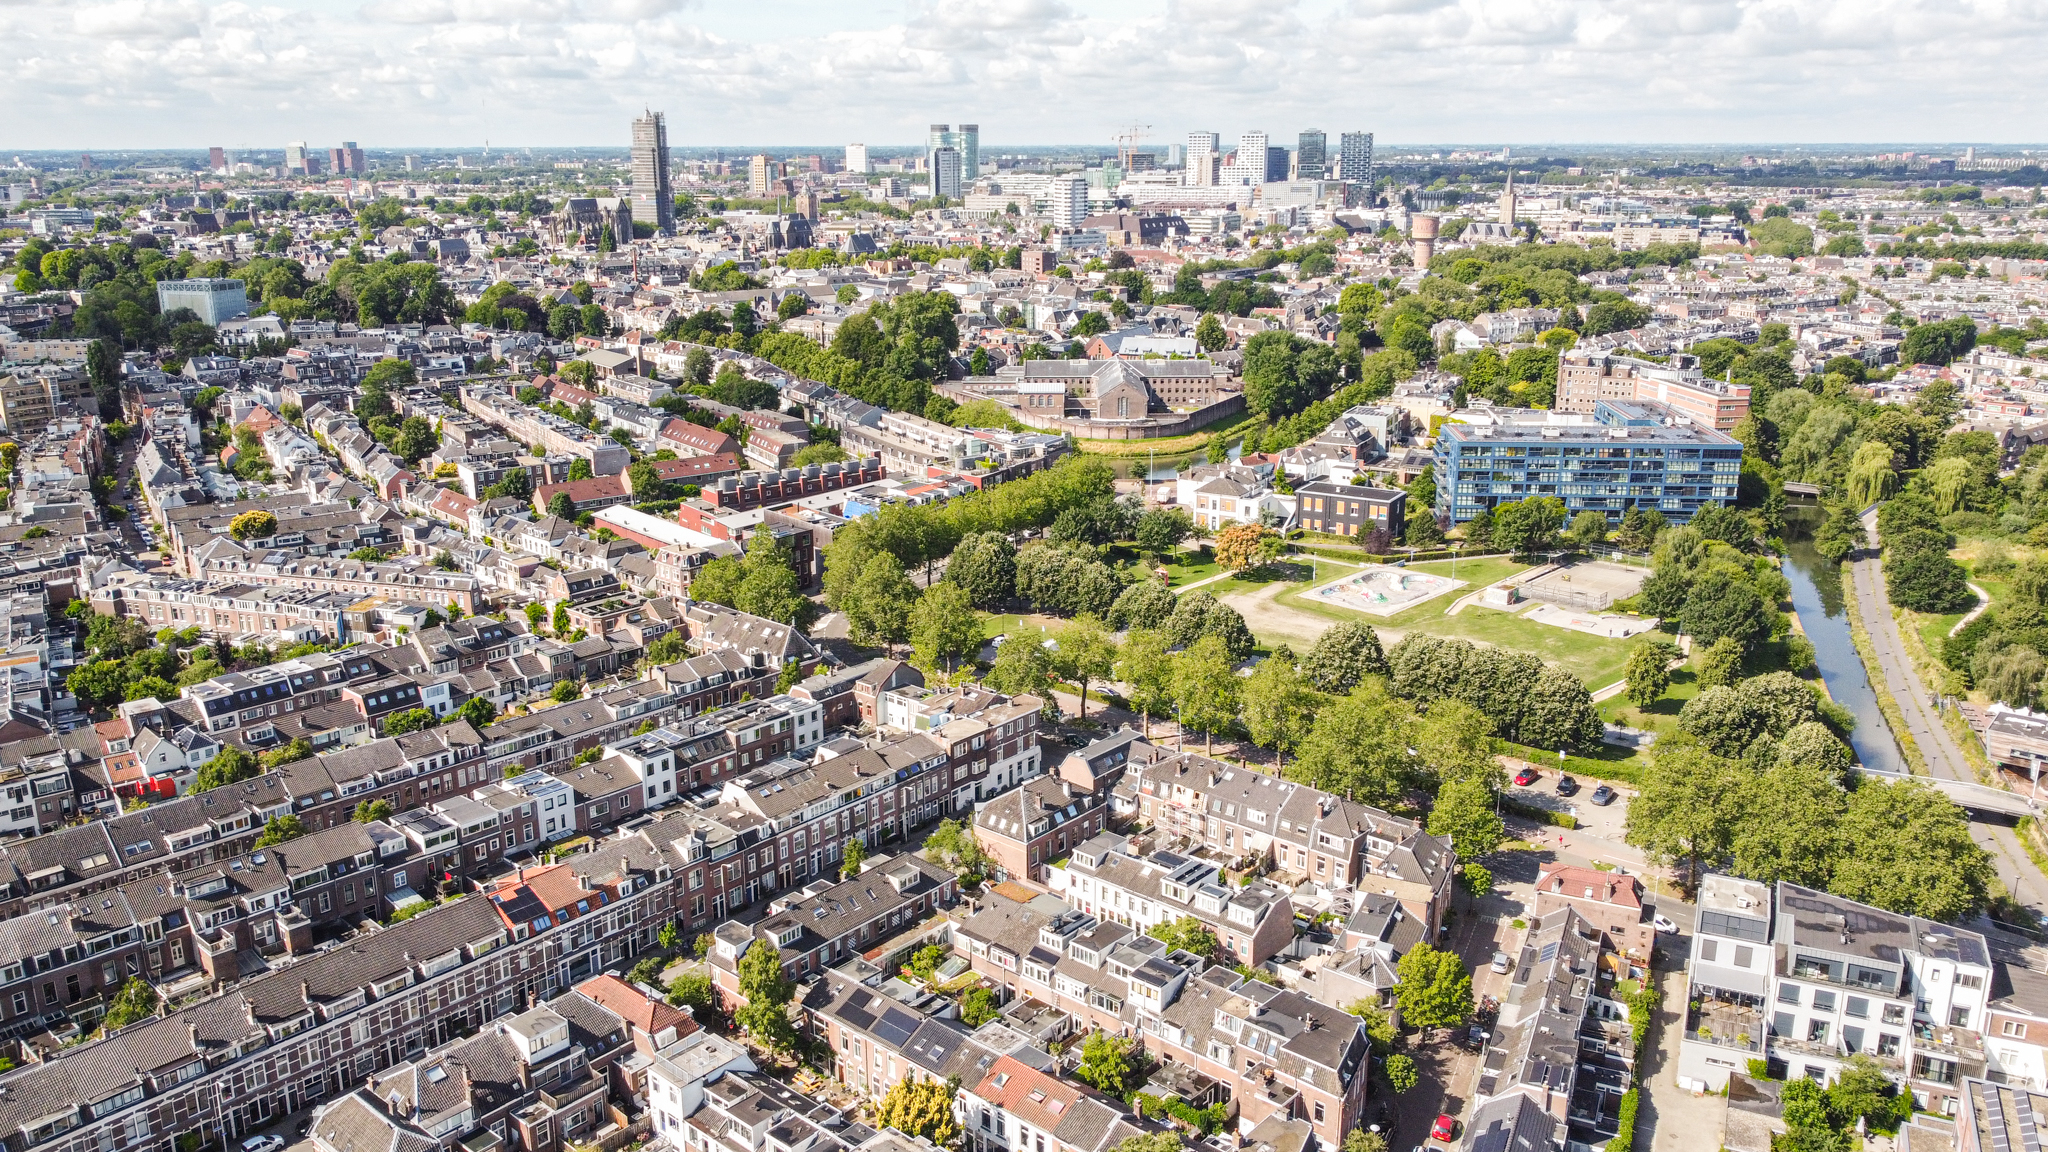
[1503,799,1577,830]
[1604,1088,1639,1152]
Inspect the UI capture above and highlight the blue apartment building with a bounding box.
[1433,398,1743,525]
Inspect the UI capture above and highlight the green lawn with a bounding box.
[1162,549,1221,587]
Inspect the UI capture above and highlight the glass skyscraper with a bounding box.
[1297,130,1327,180]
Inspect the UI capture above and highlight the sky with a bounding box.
[3,0,2046,152]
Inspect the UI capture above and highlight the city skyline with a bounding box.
[5,0,2048,149]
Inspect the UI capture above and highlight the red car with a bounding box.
[1431,1115,1458,1143]
[1512,767,1539,787]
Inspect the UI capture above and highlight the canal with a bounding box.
[1782,529,1908,775]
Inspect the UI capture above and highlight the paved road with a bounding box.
[1846,547,2047,910]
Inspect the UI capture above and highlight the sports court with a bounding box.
[1515,560,1650,611]
[1308,564,1466,618]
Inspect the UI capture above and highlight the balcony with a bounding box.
[1688,1001,1764,1055]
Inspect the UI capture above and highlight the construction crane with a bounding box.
[1113,124,1152,170]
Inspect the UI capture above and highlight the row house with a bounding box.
[873,682,1047,812]
[1461,906,1628,1152]
[1144,968,1373,1152]
[1676,875,2002,1117]
[1050,835,1295,966]
[648,649,787,720]
[705,854,960,1000]
[276,723,490,832]
[1117,750,1456,933]
[188,553,482,616]
[804,970,1052,1103]
[953,890,1204,1039]
[0,830,692,1152]
[311,988,632,1152]
[974,776,1108,885]
[174,820,413,978]
[788,659,923,730]
[1531,863,1658,964]
[94,578,357,645]
[961,1054,1153,1152]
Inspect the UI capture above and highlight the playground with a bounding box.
[1308,564,1466,618]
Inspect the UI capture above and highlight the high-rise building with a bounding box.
[208,147,226,171]
[1049,175,1088,228]
[1226,131,1271,186]
[1186,131,1219,187]
[1296,131,1327,181]
[284,142,308,174]
[1265,147,1289,183]
[1338,131,1375,194]
[927,123,979,188]
[845,143,869,174]
[631,110,674,235]
[328,142,365,175]
[931,147,963,200]
[748,154,774,198]
[403,155,419,172]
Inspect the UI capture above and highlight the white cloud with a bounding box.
[0,0,2041,148]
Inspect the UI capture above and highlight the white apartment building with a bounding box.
[1679,876,2014,1118]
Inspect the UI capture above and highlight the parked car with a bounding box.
[1431,1115,1459,1143]
[242,1137,285,1152]
[1491,951,1512,974]
[1590,785,1617,806]
[1513,767,1539,786]
[1555,774,1579,796]
[1653,914,1678,934]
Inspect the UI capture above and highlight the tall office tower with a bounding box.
[1186,131,1219,186]
[748,154,774,198]
[284,141,308,174]
[845,143,870,174]
[956,124,980,177]
[1265,147,1289,183]
[403,155,419,172]
[630,110,674,234]
[1168,142,1184,167]
[931,147,963,200]
[1229,131,1269,185]
[340,141,366,174]
[1296,131,1327,181]
[1339,131,1375,203]
[208,147,226,171]
[1050,175,1088,227]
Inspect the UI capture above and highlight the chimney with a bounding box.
[188,1022,200,1048]
[301,981,311,1005]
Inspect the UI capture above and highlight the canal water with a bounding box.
[1781,530,1908,775]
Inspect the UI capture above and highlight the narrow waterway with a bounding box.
[1782,534,1909,775]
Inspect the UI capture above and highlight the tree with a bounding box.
[733,529,808,625]
[1565,510,1610,550]
[1172,636,1241,755]
[1428,776,1505,860]
[844,553,919,651]
[1052,615,1117,720]
[877,1078,961,1147]
[922,819,989,878]
[353,798,396,823]
[1134,507,1194,558]
[192,745,258,792]
[1108,580,1177,631]
[840,836,867,879]
[665,970,719,1024]
[1624,745,1740,891]
[986,634,1057,705]
[910,583,983,676]
[456,696,497,729]
[1215,522,1281,573]
[385,707,439,735]
[1194,313,1229,351]
[1241,653,1318,768]
[1384,1054,1420,1093]
[551,679,582,704]
[960,985,999,1027]
[1778,721,1853,785]
[1394,942,1473,1030]
[734,942,797,1050]
[99,977,160,1033]
[1292,679,1415,804]
[1681,579,1769,650]
[254,814,307,848]
[1489,496,1567,555]
[1623,636,1678,707]
[1147,915,1220,959]
[1300,621,1387,694]
[1344,1132,1390,1152]
[1886,546,1973,613]
[947,530,1017,609]
[1520,667,1603,751]
[229,510,277,541]
[1831,779,1994,921]
[1676,685,1764,758]
[1696,635,1744,690]
[1414,700,1500,786]
[1074,1030,1142,1097]
[1117,628,1176,737]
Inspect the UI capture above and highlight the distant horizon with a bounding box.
[11,142,2048,158]
[8,1,2046,148]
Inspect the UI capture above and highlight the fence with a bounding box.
[1521,583,1615,612]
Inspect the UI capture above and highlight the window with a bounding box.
[1698,939,1717,963]
[1313,1103,1325,1124]
[1812,990,1836,1013]
[1847,997,1869,1019]
[1843,1026,1864,1053]
[1734,945,1754,968]
[1778,984,1801,1005]
[1807,1020,1829,1043]
[1951,1006,1973,1028]
[2004,1021,2028,1039]
[1876,1033,1901,1057]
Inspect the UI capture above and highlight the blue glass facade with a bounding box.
[1433,400,1744,525]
